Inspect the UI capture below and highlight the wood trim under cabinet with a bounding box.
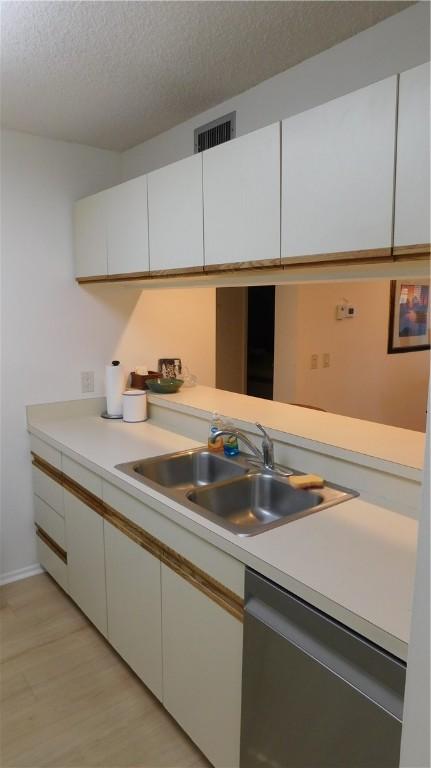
[106,270,151,281]
[392,243,431,259]
[36,525,67,563]
[31,452,244,622]
[76,274,109,283]
[76,271,150,284]
[75,247,403,285]
[204,257,281,273]
[149,265,205,277]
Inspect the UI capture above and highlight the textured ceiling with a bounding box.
[1,0,413,151]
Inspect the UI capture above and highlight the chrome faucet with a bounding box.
[256,423,275,469]
[211,422,278,472]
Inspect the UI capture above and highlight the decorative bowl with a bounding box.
[146,377,184,394]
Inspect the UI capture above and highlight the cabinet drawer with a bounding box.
[30,435,61,470]
[32,466,64,516]
[37,536,68,593]
[34,495,66,548]
[62,455,102,497]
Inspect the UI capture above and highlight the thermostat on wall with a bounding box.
[336,303,357,320]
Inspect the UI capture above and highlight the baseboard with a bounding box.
[0,563,44,586]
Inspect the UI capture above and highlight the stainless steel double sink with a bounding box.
[116,447,357,537]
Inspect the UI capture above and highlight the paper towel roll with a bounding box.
[105,361,126,417]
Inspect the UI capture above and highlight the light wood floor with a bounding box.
[1,573,210,768]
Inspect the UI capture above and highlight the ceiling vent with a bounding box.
[194,112,236,153]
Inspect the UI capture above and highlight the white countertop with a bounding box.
[148,385,425,476]
[27,400,418,661]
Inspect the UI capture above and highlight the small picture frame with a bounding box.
[388,280,430,354]
[158,358,182,378]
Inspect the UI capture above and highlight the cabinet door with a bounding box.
[161,564,242,768]
[104,521,162,700]
[282,76,397,260]
[74,190,108,278]
[64,490,107,636]
[107,176,149,275]
[394,63,430,253]
[203,123,280,269]
[148,154,203,273]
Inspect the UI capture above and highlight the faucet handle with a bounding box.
[256,423,270,439]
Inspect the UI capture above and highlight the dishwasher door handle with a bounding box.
[246,595,405,722]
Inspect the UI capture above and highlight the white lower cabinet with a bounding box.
[161,564,243,768]
[64,490,107,636]
[36,535,68,593]
[104,520,163,701]
[33,449,244,766]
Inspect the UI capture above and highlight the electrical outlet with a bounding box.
[81,371,94,393]
[323,353,330,368]
[310,354,318,370]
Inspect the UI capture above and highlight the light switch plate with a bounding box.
[81,371,95,393]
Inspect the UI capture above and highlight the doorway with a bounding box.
[246,286,275,400]
[215,286,275,400]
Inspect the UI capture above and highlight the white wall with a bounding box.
[114,287,216,387]
[121,3,430,179]
[274,282,430,432]
[0,129,216,581]
[0,130,121,579]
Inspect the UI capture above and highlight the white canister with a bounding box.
[122,390,148,423]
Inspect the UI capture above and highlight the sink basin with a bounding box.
[187,473,324,535]
[116,447,357,537]
[119,449,249,492]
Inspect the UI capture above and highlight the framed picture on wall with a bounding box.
[158,358,182,378]
[388,280,430,354]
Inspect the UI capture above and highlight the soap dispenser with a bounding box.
[208,412,224,453]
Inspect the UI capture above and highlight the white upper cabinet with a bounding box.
[74,190,108,278]
[107,176,149,275]
[203,123,281,268]
[394,63,430,251]
[282,76,398,260]
[148,154,204,272]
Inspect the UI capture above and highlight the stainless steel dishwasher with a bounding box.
[240,569,406,768]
